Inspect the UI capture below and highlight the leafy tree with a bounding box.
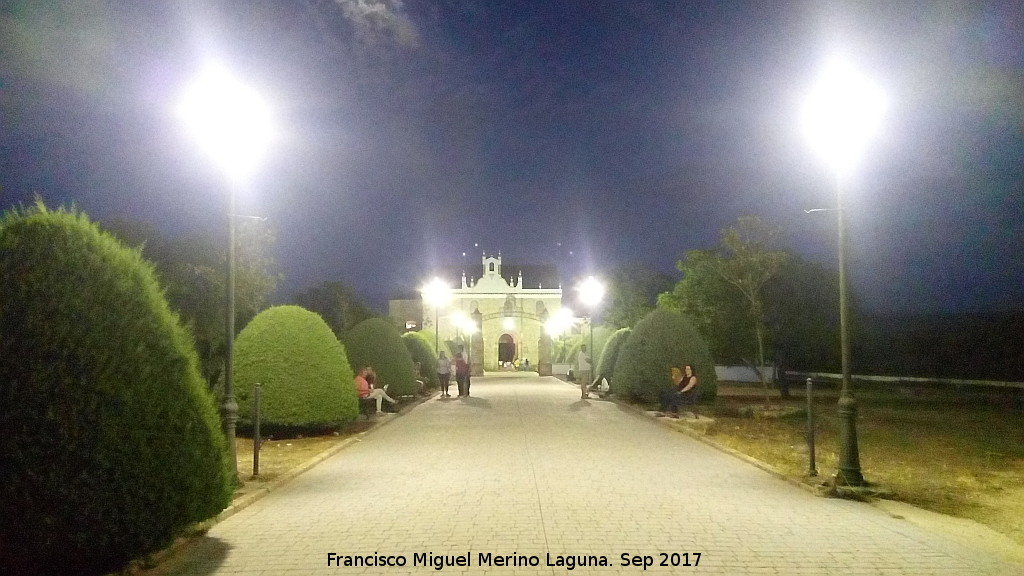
[658,249,753,363]
[292,280,376,339]
[0,202,230,575]
[660,216,787,405]
[603,263,675,329]
[764,256,842,372]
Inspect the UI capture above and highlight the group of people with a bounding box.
[435,349,471,398]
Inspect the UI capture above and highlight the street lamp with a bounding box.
[179,64,274,479]
[802,59,885,487]
[576,276,605,398]
[422,277,451,354]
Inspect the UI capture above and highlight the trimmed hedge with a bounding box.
[402,331,439,388]
[0,202,231,575]
[596,326,631,380]
[233,306,357,435]
[345,318,418,397]
[612,308,717,404]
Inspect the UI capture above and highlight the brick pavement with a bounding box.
[152,374,1022,575]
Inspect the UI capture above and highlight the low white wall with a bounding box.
[714,365,776,383]
[552,363,573,376]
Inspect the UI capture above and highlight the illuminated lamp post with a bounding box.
[802,59,886,487]
[179,64,274,479]
[422,277,452,355]
[576,276,605,398]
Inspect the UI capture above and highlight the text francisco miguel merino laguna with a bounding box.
[327,551,702,570]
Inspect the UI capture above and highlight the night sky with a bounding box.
[2,0,1022,313]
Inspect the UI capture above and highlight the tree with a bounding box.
[764,256,842,373]
[292,280,376,339]
[659,216,787,406]
[713,216,788,405]
[658,249,753,363]
[603,263,676,329]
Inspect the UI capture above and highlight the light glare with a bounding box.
[802,60,886,172]
[421,277,452,307]
[179,64,274,179]
[576,276,605,308]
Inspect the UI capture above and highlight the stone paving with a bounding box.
[152,375,1022,575]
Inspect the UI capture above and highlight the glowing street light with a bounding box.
[544,307,575,337]
[575,276,605,398]
[802,59,886,487]
[179,64,274,480]
[421,277,452,353]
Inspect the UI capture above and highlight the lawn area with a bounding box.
[694,389,1024,546]
[231,420,375,501]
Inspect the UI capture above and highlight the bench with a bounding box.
[358,397,377,419]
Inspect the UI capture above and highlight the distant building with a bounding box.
[389,254,566,374]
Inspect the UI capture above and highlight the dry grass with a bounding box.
[231,420,374,500]
[699,393,1024,546]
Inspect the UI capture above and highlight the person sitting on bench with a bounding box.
[658,364,698,418]
[355,365,397,413]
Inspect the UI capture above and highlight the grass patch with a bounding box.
[698,394,1024,545]
[232,420,374,501]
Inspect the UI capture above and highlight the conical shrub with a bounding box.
[402,330,439,388]
[613,308,717,404]
[0,202,231,575]
[345,318,418,397]
[233,305,357,435]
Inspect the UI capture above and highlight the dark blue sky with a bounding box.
[2,0,1022,312]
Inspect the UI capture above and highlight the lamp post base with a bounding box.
[834,395,865,487]
[221,396,239,482]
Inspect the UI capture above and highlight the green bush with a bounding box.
[345,318,418,397]
[402,331,439,388]
[612,308,717,404]
[233,306,357,435]
[596,327,631,380]
[0,202,231,575]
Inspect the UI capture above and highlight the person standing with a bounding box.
[355,366,397,413]
[437,351,452,398]
[577,344,592,399]
[454,352,470,397]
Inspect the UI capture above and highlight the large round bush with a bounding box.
[402,331,439,388]
[0,203,231,575]
[233,306,357,435]
[345,318,418,397]
[613,308,717,404]
[596,327,631,380]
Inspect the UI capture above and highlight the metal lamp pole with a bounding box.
[802,59,883,487]
[835,173,863,486]
[223,187,239,479]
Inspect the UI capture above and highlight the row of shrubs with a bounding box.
[0,203,443,575]
[0,202,716,574]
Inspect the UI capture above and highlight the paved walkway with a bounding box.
[153,375,1021,575]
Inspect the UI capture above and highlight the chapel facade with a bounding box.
[389,254,564,375]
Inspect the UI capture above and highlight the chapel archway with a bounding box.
[497,333,516,366]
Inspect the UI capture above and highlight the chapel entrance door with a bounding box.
[497,333,516,366]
